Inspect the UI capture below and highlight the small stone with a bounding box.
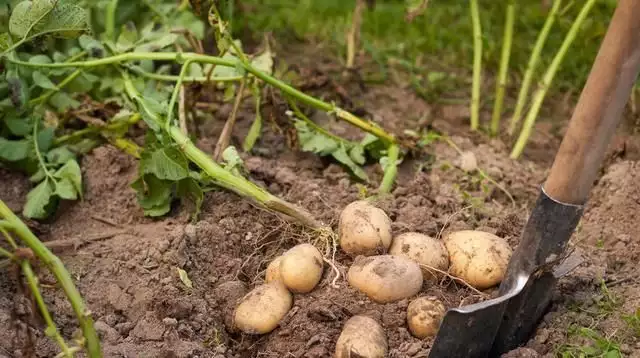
[184,224,197,241]
[157,239,170,253]
[404,341,423,356]
[115,322,134,336]
[131,312,165,341]
[459,151,478,172]
[163,317,178,327]
[102,314,119,327]
[94,320,120,344]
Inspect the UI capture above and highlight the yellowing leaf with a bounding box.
[176,267,193,288]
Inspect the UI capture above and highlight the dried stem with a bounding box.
[214,78,247,161]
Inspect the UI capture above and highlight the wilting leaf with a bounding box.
[23,179,55,219]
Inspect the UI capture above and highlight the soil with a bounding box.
[2,42,640,358]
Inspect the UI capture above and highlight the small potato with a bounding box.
[406,296,446,338]
[348,255,423,303]
[265,256,284,283]
[234,282,292,334]
[444,230,512,290]
[339,200,393,256]
[280,243,324,293]
[389,232,449,281]
[335,315,387,358]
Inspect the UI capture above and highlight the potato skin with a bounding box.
[347,255,423,303]
[280,243,324,293]
[339,201,392,256]
[389,232,449,281]
[234,282,292,334]
[334,315,387,358]
[406,296,446,338]
[444,230,513,290]
[265,255,284,283]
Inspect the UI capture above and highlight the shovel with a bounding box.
[429,1,640,357]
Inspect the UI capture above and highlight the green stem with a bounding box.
[511,0,597,159]
[54,114,140,145]
[120,73,321,228]
[166,59,193,128]
[509,0,562,135]
[33,120,54,182]
[8,52,396,144]
[490,1,515,136]
[378,144,400,194]
[0,201,101,357]
[0,246,14,260]
[30,69,83,106]
[22,261,72,357]
[128,65,242,83]
[469,0,482,131]
[286,98,357,147]
[105,0,119,41]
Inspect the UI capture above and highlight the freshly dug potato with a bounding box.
[280,243,324,293]
[406,296,446,338]
[389,232,449,281]
[234,282,292,334]
[265,255,283,283]
[444,230,512,290]
[339,200,393,256]
[335,315,387,358]
[348,255,423,303]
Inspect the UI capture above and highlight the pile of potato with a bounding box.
[231,199,513,357]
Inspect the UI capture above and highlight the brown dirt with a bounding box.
[2,43,640,358]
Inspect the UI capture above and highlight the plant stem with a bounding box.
[54,113,141,145]
[509,0,562,135]
[8,52,395,144]
[214,78,247,161]
[378,144,400,194]
[490,0,515,136]
[105,0,119,41]
[469,0,482,131]
[511,0,597,159]
[21,261,72,357]
[346,0,365,68]
[0,201,101,357]
[129,67,242,83]
[121,72,321,228]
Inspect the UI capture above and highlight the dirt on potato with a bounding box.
[1,43,640,358]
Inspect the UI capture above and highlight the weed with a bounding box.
[623,308,640,337]
[556,326,622,358]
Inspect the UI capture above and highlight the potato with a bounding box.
[339,200,393,256]
[265,255,284,283]
[348,255,423,303]
[389,232,449,281]
[280,243,324,293]
[406,296,446,338]
[335,315,387,358]
[444,230,512,290]
[234,282,292,334]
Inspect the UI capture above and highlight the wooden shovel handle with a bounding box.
[544,0,640,204]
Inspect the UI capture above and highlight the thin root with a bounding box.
[419,263,488,298]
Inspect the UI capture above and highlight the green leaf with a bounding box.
[134,96,163,132]
[6,69,30,109]
[177,177,203,220]
[212,52,242,78]
[221,146,245,175]
[0,32,12,52]
[29,167,46,183]
[53,159,82,199]
[349,145,366,165]
[32,71,58,89]
[134,33,179,52]
[54,177,77,200]
[46,147,75,165]
[49,92,80,111]
[243,110,262,152]
[78,34,104,57]
[28,54,52,65]
[141,147,189,181]
[116,22,138,52]
[9,0,88,40]
[23,179,55,219]
[9,0,55,38]
[131,174,173,217]
[251,48,274,76]
[3,114,33,136]
[331,144,368,181]
[36,126,55,152]
[0,137,31,161]
[295,120,338,155]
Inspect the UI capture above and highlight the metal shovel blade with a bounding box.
[429,188,583,358]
